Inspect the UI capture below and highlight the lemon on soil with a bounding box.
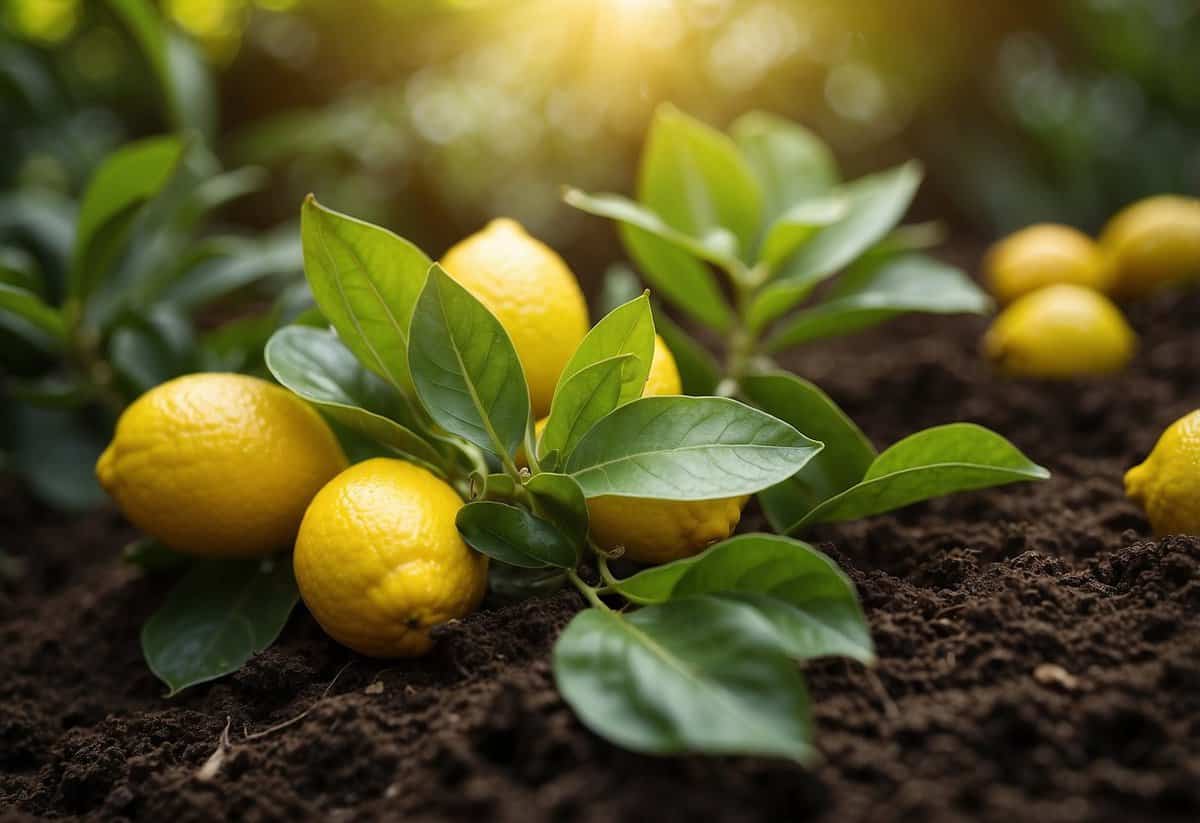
[1125,410,1200,537]
[983,223,1110,304]
[1100,195,1200,298]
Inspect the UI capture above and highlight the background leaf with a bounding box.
[742,372,877,531]
[0,283,64,342]
[409,265,530,459]
[653,307,720,396]
[565,396,822,500]
[265,325,442,468]
[141,556,299,695]
[300,196,431,392]
[553,599,816,761]
[793,423,1050,530]
[456,501,578,569]
[2,404,108,511]
[766,254,992,351]
[615,533,874,663]
[731,111,840,226]
[619,225,733,331]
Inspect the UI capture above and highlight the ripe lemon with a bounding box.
[441,218,589,417]
[583,335,747,564]
[1126,410,1200,536]
[1100,195,1200,298]
[982,284,1135,378]
[96,373,347,557]
[983,223,1109,304]
[294,458,487,657]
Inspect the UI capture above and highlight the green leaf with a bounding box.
[300,196,431,392]
[525,472,589,548]
[108,307,195,394]
[456,501,579,569]
[564,190,742,270]
[749,161,923,329]
[742,372,876,531]
[141,556,299,695]
[653,307,720,396]
[70,135,185,301]
[614,533,873,663]
[758,194,852,270]
[4,404,108,512]
[553,598,815,760]
[196,308,280,373]
[639,105,763,261]
[731,111,839,225]
[488,564,567,605]
[409,264,530,459]
[0,283,64,342]
[791,423,1050,530]
[265,326,443,469]
[556,293,655,403]
[540,355,636,462]
[766,254,992,352]
[619,225,733,331]
[163,231,302,310]
[122,537,188,574]
[596,263,643,315]
[565,396,822,500]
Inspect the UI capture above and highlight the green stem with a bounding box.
[566,568,611,611]
[718,263,764,396]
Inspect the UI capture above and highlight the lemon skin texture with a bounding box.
[1100,195,1200,298]
[983,223,1109,304]
[584,335,747,564]
[96,373,348,558]
[440,218,589,417]
[1126,410,1200,536]
[294,458,487,658]
[982,284,1136,379]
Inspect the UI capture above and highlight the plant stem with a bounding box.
[566,568,611,612]
[718,263,765,395]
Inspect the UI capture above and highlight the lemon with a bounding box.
[441,218,589,417]
[1126,410,1200,536]
[982,284,1135,378]
[983,223,1109,304]
[1100,195,1200,298]
[583,335,746,564]
[96,373,347,557]
[294,458,488,657]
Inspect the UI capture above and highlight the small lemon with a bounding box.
[983,223,1109,304]
[584,335,746,564]
[96,373,347,557]
[294,458,488,657]
[1125,410,1200,536]
[441,218,589,417]
[983,284,1135,378]
[1100,195,1200,298]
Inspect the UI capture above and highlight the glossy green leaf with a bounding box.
[759,194,851,270]
[0,283,64,342]
[541,355,636,462]
[70,136,185,301]
[731,111,839,225]
[553,597,815,760]
[749,161,923,329]
[564,190,742,270]
[265,325,442,468]
[142,556,299,695]
[525,472,589,548]
[766,254,992,351]
[614,533,873,663]
[639,104,763,261]
[409,264,530,459]
[792,423,1050,530]
[300,196,431,392]
[163,231,301,310]
[565,396,822,500]
[742,372,876,531]
[456,501,579,569]
[653,307,720,396]
[557,293,655,402]
[618,225,733,331]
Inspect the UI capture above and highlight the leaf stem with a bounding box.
[566,568,611,612]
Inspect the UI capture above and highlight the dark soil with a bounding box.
[4,275,1200,822]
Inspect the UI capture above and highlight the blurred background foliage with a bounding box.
[3,0,1199,277]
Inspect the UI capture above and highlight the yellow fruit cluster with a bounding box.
[97,218,744,659]
[982,195,1200,379]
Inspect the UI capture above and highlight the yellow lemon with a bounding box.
[1100,195,1200,298]
[1125,410,1200,536]
[584,335,746,564]
[983,223,1109,304]
[441,218,589,417]
[982,284,1135,378]
[294,458,488,657]
[96,373,347,557]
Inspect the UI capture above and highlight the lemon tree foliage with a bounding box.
[568,104,1047,538]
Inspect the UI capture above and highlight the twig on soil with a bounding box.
[195,716,232,782]
[242,661,354,742]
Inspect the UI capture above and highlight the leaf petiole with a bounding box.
[566,568,612,612]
